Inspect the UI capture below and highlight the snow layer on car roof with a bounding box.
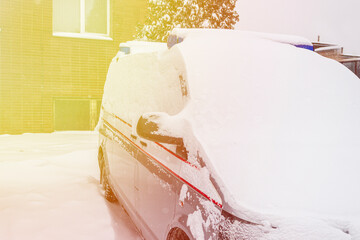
[173,32,360,220]
[169,28,313,48]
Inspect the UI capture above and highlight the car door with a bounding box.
[135,141,183,240]
[106,115,138,210]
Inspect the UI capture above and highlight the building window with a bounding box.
[53,0,110,40]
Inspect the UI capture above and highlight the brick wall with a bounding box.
[0,0,148,134]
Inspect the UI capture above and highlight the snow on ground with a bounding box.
[0,132,141,240]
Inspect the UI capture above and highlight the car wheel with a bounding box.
[167,228,190,240]
[99,152,117,203]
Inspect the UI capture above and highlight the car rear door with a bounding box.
[105,113,138,211]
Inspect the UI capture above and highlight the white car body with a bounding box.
[99,29,360,239]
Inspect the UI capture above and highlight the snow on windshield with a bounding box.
[175,32,360,219]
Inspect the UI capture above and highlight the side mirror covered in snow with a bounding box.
[136,113,183,146]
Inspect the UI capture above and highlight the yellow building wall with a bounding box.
[0,0,148,134]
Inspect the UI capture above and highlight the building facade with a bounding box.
[0,0,147,134]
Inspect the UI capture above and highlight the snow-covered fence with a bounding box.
[313,42,360,78]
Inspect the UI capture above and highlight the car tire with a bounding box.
[99,151,117,203]
[167,228,190,240]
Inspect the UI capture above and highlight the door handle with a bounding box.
[140,141,147,147]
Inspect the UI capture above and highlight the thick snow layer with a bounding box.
[170,28,313,47]
[103,48,187,125]
[175,32,360,217]
[187,208,205,240]
[172,32,360,238]
[179,184,189,203]
[0,132,141,240]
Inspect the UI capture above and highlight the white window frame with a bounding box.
[53,0,112,41]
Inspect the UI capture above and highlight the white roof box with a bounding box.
[119,41,167,55]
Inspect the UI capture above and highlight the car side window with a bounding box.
[102,51,187,125]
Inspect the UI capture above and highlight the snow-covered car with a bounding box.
[98,29,360,240]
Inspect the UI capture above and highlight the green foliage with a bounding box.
[135,0,239,42]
